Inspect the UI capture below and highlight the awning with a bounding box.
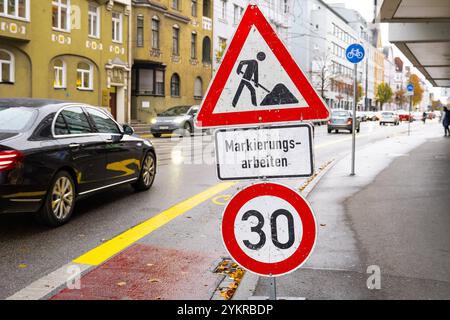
[377,0,450,87]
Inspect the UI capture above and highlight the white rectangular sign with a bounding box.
[215,124,314,180]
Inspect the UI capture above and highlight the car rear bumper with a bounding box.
[328,124,352,130]
[0,185,46,214]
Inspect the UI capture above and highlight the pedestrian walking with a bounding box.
[443,107,450,137]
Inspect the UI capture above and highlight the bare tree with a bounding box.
[311,52,334,100]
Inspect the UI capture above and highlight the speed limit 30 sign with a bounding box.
[221,182,317,276]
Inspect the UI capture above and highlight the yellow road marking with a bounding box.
[212,194,232,205]
[73,181,237,266]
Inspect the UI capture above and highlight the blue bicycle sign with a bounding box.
[407,84,414,92]
[346,44,365,64]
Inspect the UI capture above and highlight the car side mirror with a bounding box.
[123,124,134,135]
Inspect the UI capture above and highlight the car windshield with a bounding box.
[0,106,37,132]
[332,111,349,117]
[159,106,190,116]
[382,112,394,116]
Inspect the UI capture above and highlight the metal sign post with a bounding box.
[199,5,325,301]
[406,84,414,136]
[346,43,365,176]
[408,95,412,136]
[351,63,357,176]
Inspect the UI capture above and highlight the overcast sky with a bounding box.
[323,0,443,98]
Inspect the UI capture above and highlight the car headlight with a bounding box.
[174,117,185,124]
[151,118,157,124]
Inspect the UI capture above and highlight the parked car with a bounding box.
[357,111,368,122]
[327,110,360,133]
[150,105,199,138]
[366,111,379,121]
[379,111,400,125]
[398,110,412,122]
[0,99,156,227]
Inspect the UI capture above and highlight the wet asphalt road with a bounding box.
[0,120,428,299]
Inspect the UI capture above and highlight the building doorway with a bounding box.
[109,86,117,119]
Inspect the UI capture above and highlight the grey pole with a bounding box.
[408,95,412,136]
[351,63,357,176]
[269,276,277,300]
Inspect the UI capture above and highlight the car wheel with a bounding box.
[37,170,76,227]
[335,129,338,133]
[184,122,193,137]
[152,133,161,138]
[132,152,156,192]
[327,128,332,133]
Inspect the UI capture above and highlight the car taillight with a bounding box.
[0,150,23,172]
[327,120,331,124]
[347,118,352,125]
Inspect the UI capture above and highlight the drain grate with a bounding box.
[212,258,246,300]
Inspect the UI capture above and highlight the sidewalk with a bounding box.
[251,124,450,299]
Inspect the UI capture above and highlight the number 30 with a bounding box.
[241,209,295,250]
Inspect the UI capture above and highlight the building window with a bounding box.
[194,77,202,99]
[135,67,165,96]
[52,0,70,31]
[191,32,197,59]
[283,0,289,14]
[203,0,211,18]
[172,26,180,56]
[152,17,160,49]
[0,50,14,83]
[217,37,227,62]
[0,0,28,20]
[155,70,164,95]
[170,73,180,97]
[112,12,122,43]
[77,62,93,90]
[53,59,66,88]
[136,15,144,47]
[191,0,197,17]
[220,0,227,20]
[88,4,100,38]
[172,0,180,10]
[233,4,243,25]
[202,36,211,63]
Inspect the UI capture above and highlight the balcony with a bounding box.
[202,17,212,31]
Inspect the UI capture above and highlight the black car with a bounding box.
[0,99,156,227]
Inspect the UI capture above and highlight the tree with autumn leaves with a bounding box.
[408,74,424,107]
[376,82,393,110]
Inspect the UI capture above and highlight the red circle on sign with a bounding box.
[221,182,317,276]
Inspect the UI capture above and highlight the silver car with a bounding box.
[150,105,199,137]
[327,110,361,133]
[379,111,399,125]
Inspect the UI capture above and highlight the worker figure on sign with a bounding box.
[232,52,266,108]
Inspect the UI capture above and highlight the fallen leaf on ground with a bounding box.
[18,264,27,269]
[117,281,127,287]
[148,278,161,283]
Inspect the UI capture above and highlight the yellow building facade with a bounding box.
[131,0,213,122]
[0,0,132,123]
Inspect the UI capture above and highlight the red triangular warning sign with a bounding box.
[196,5,330,128]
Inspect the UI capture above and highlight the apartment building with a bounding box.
[0,0,132,123]
[212,0,292,74]
[131,0,213,122]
